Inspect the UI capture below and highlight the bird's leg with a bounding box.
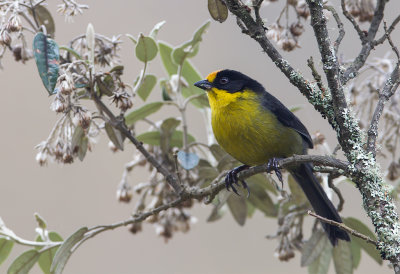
[225,165,250,197]
[266,158,283,183]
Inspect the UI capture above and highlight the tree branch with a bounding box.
[308,211,377,246]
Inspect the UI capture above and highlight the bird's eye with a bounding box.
[219,77,229,85]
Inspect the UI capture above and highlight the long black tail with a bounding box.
[290,163,350,245]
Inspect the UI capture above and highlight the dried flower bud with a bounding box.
[5,15,22,32]
[278,247,295,261]
[116,187,133,203]
[312,131,326,146]
[267,23,283,42]
[290,22,304,37]
[51,94,68,113]
[73,107,92,129]
[277,35,297,52]
[36,151,48,166]
[108,140,119,152]
[288,0,298,6]
[128,222,142,234]
[54,141,64,161]
[296,0,310,19]
[388,162,400,181]
[0,31,12,46]
[111,90,133,111]
[63,145,74,164]
[12,44,33,63]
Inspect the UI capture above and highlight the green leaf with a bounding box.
[158,41,209,108]
[136,130,195,148]
[136,74,157,101]
[160,118,181,153]
[135,34,158,62]
[333,241,353,274]
[7,249,40,274]
[209,144,227,162]
[59,46,82,60]
[36,232,63,274]
[126,34,137,45]
[343,217,382,265]
[350,241,361,269]
[33,32,60,95]
[124,102,163,126]
[0,238,14,266]
[247,182,277,217]
[104,122,124,151]
[227,194,247,226]
[86,23,95,65]
[288,174,308,205]
[198,166,219,180]
[78,136,89,161]
[96,75,114,96]
[172,21,210,65]
[301,230,327,267]
[308,242,332,274]
[246,173,277,195]
[158,42,178,76]
[29,5,55,37]
[177,151,199,170]
[208,0,228,23]
[149,21,166,39]
[50,227,88,274]
[34,213,47,230]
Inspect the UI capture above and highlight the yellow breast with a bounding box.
[207,88,303,166]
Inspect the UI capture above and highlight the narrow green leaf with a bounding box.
[29,5,55,37]
[288,174,308,205]
[308,242,332,274]
[160,118,181,153]
[33,32,60,95]
[105,122,124,151]
[78,136,88,161]
[149,21,166,39]
[86,23,95,65]
[137,74,157,101]
[34,213,47,230]
[350,241,361,269]
[172,21,210,65]
[198,166,219,180]
[333,241,353,274]
[227,195,247,226]
[7,249,40,274]
[135,34,158,62]
[50,227,88,274]
[158,42,208,108]
[246,201,256,218]
[136,130,195,148]
[0,238,14,266]
[96,75,114,96]
[247,183,277,217]
[301,230,327,267]
[59,46,82,60]
[158,42,178,76]
[36,232,63,274]
[208,0,228,23]
[124,102,163,126]
[343,218,382,265]
[246,174,277,195]
[126,34,137,45]
[177,151,199,170]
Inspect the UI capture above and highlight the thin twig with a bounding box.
[324,5,345,53]
[340,0,366,43]
[327,174,344,212]
[374,14,400,46]
[307,56,326,93]
[308,211,377,246]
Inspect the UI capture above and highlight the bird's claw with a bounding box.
[225,165,250,197]
[266,158,283,183]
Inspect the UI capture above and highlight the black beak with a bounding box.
[194,79,213,90]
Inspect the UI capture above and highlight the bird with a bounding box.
[194,69,350,245]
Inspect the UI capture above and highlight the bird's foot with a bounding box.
[266,158,283,183]
[225,165,250,197]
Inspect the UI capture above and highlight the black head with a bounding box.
[194,69,265,94]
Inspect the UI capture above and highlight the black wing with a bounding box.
[261,91,313,149]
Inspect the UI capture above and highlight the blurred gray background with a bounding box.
[0,0,398,273]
